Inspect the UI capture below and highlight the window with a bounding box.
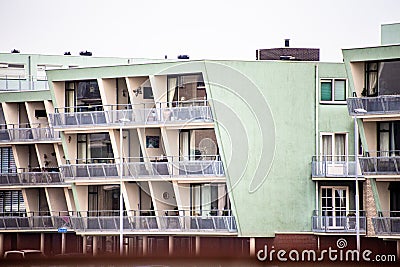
[0,147,16,173]
[143,87,154,99]
[0,190,26,215]
[77,133,114,163]
[364,60,400,96]
[320,186,349,228]
[88,185,98,215]
[365,62,378,96]
[65,80,102,110]
[320,133,347,161]
[167,73,206,105]
[179,129,219,160]
[320,79,347,103]
[190,183,229,216]
[377,121,400,156]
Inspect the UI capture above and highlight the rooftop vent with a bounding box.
[177,55,189,59]
[64,52,71,55]
[11,49,20,54]
[79,50,92,56]
[285,39,290,47]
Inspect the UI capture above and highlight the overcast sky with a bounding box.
[0,0,399,62]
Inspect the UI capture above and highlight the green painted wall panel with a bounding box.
[205,61,318,236]
[381,23,400,45]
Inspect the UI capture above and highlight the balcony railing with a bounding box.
[312,210,366,233]
[49,102,213,128]
[0,76,49,91]
[0,168,63,185]
[311,155,358,177]
[359,153,400,175]
[372,211,400,235]
[60,156,224,180]
[0,124,60,142]
[347,96,400,116]
[0,211,71,230]
[0,210,237,233]
[71,209,237,233]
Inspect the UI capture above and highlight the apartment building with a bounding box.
[345,23,400,248]
[0,24,398,259]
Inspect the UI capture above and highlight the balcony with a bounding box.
[312,156,359,178]
[0,76,49,92]
[372,211,400,236]
[49,101,213,128]
[0,211,71,230]
[0,210,237,233]
[312,210,366,234]
[359,153,400,175]
[347,96,400,116]
[0,124,60,143]
[0,168,63,185]
[60,156,224,181]
[70,210,237,233]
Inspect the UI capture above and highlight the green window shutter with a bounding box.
[334,80,346,101]
[321,81,332,101]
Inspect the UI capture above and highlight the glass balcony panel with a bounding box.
[312,210,366,233]
[50,102,213,127]
[348,96,400,115]
[359,155,400,175]
[372,212,400,235]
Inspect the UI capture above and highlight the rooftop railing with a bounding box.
[0,76,49,91]
[372,211,400,235]
[347,95,400,116]
[0,123,60,142]
[312,210,366,233]
[359,152,400,175]
[311,155,359,177]
[0,168,63,185]
[0,210,237,233]
[60,156,224,180]
[49,101,213,128]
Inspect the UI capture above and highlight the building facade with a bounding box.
[0,25,399,259]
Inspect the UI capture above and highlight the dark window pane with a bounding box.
[321,82,332,101]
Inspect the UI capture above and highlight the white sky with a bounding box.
[0,0,399,62]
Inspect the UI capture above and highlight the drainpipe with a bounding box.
[315,64,319,158]
[28,55,31,90]
[315,64,319,212]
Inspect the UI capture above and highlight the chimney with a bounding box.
[284,39,290,47]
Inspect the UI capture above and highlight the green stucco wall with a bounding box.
[381,23,400,45]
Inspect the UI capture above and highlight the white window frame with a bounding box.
[320,186,350,229]
[320,78,348,104]
[319,132,349,159]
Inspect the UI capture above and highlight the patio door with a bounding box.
[320,133,348,175]
[320,186,349,229]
